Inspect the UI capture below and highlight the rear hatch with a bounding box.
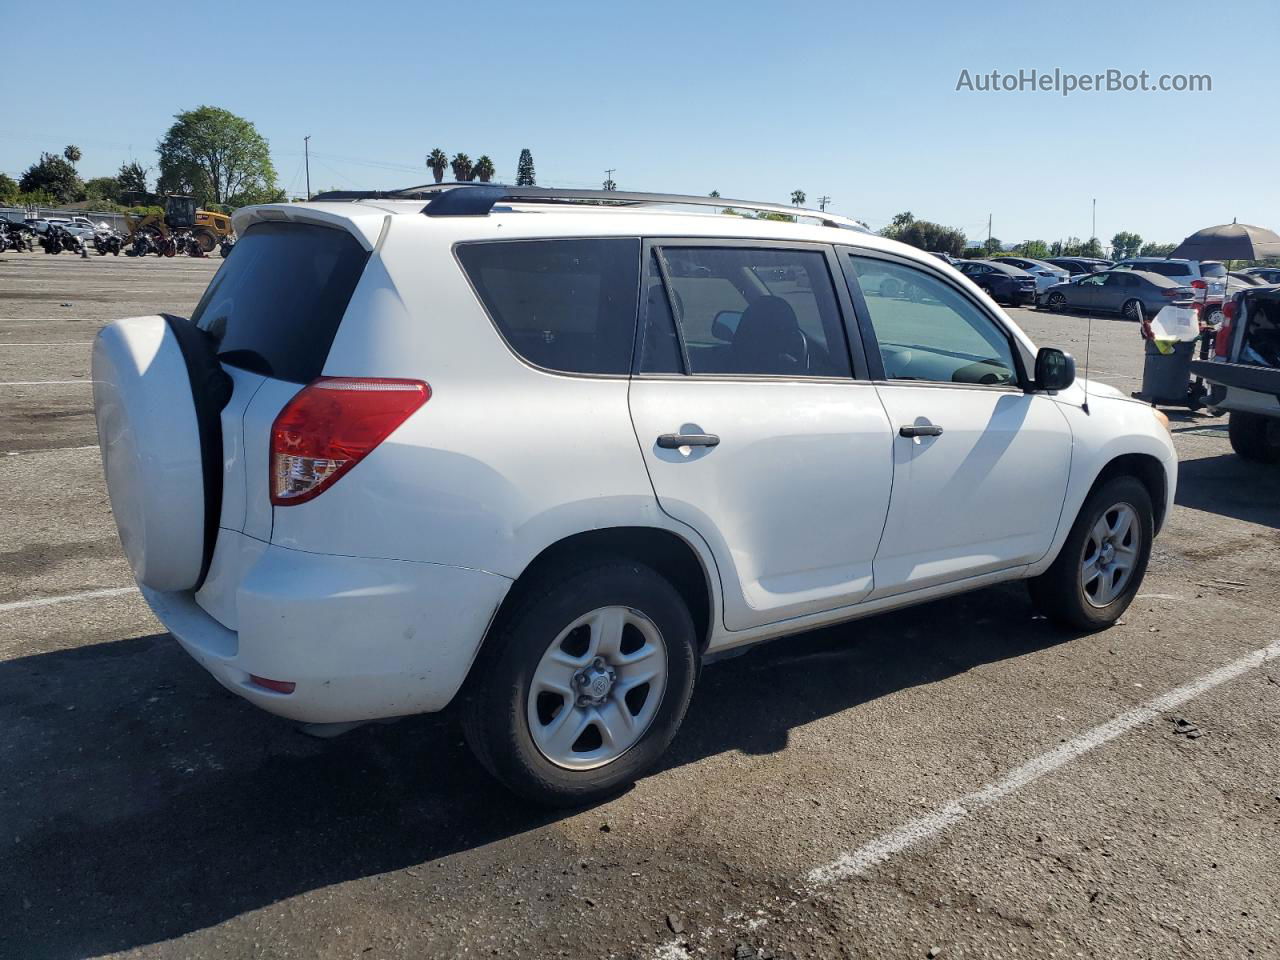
[188,219,372,626]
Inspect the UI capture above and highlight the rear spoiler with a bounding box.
[231,204,389,252]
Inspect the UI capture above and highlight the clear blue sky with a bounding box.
[6,0,1276,246]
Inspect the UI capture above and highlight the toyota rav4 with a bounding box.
[92,184,1177,804]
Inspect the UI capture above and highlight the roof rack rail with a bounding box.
[311,182,867,231]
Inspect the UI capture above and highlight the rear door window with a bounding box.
[644,245,852,378]
[456,238,641,375]
[192,222,370,384]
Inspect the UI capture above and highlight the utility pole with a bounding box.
[304,136,311,201]
[603,168,616,191]
[1091,197,1096,239]
[987,213,992,251]
[818,195,831,212]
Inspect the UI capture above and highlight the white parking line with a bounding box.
[0,586,136,613]
[0,341,94,346]
[4,444,99,457]
[651,637,1280,958]
[807,637,1280,884]
[0,380,91,386]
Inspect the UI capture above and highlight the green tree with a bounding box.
[473,155,496,182]
[63,144,82,165]
[117,161,149,195]
[0,173,17,203]
[157,106,279,207]
[19,152,84,203]
[1079,237,1104,258]
[1015,239,1051,259]
[898,220,967,257]
[450,153,473,182]
[515,148,535,186]
[1111,231,1143,259]
[1139,241,1176,257]
[427,148,449,183]
[84,176,121,202]
[983,236,1002,255]
[881,211,915,238]
[708,189,720,198]
[790,190,806,207]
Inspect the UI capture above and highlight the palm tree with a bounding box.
[64,145,82,165]
[709,190,720,198]
[791,190,806,207]
[473,155,495,183]
[451,153,473,182]
[427,148,448,183]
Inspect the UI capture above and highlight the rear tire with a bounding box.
[1121,298,1144,322]
[462,558,698,806]
[1028,476,1154,631]
[1228,411,1280,464]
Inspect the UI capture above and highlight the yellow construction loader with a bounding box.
[124,195,233,254]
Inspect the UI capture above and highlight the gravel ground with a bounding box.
[1,250,1277,960]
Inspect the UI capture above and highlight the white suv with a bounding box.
[92,185,1177,804]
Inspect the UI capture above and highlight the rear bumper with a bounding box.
[142,543,512,723]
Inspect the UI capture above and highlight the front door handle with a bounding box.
[899,424,943,438]
[657,433,720,449]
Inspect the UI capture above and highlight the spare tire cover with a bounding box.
[92,315,227,591]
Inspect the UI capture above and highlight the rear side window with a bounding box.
[457,238,641,375]
[192,222,369,384]
[1200,262,1227,278]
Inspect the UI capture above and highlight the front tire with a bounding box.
[1228,411,1280,464]
[1028,476,1154,631]
[462,558,698,806]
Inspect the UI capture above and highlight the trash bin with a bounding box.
[1134,337,1199,406]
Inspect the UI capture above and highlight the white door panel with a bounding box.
[870,385,1071,597]
[629,379,894,630]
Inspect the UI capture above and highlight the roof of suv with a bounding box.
[234,186,901,259]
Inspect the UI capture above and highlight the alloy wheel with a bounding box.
[527,606,668,770]
[1080,502,1140,607]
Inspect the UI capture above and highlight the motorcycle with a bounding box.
[218,233,236,257]
[41,224,83,255]
[127,232,154,257]
[93,230,124,256]
[1,222,33,252]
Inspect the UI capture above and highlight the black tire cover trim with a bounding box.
[163,314,233,591]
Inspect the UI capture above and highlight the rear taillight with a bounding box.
[1215,300,1237,357]
[270,377,430,506]
[1161,288,1181,298]
[1191,279,1207,290]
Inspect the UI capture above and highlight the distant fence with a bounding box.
[0,206,131,233]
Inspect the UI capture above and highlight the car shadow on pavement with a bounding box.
[1174,451,1280,528]
[0,583,1072,959]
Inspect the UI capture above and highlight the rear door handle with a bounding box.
[657,433,720,449]
[899,424,943,438]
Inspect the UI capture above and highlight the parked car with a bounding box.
[993,256,1070,294]
[953,259,1038,305]
[1112,257,1227,308]
[1045,257,1112,276]
[1192,285,1280,462]
[927,251,957,264]
[1241,266,1280,285]
[91,185,1176,804]
[1039,269,1192,320]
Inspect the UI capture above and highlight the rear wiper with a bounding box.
[218,348,274,377]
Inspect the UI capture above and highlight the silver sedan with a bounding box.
[1039,269,1193,321]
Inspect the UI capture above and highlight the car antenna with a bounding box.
[1081,309,1093,415]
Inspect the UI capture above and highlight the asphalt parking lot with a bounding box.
[1,251,1277,960]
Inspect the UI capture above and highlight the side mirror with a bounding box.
[1035,347,1076,392]
[711,310,743,342]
